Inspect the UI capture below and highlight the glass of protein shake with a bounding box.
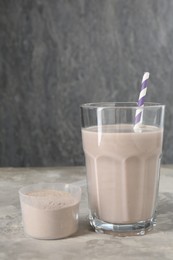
[81,102,165,235]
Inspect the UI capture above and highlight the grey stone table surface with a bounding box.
[0,166,173,260]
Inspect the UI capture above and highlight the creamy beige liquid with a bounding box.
[82,124,163,224]
[21,190,79,239]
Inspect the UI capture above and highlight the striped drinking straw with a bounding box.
[134,72,150,128]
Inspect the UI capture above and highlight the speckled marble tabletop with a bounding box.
[0,166,173,260]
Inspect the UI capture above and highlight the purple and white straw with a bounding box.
[134,72,150,126]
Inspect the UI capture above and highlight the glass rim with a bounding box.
[80,102,165,109]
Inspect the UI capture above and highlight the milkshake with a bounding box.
[81,102,165,235]
[82,124,163,225]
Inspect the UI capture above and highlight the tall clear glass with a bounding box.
[81,102,165,236]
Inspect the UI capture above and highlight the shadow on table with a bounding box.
[72,216,93,238]
[155,192,173,232]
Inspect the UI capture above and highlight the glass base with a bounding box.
[89,214,157,236]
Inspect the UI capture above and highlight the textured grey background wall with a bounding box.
[0,0,172,166]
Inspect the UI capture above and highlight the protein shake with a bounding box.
[82,124,163,224]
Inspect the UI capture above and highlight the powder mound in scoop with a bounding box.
[26,190,77,210]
